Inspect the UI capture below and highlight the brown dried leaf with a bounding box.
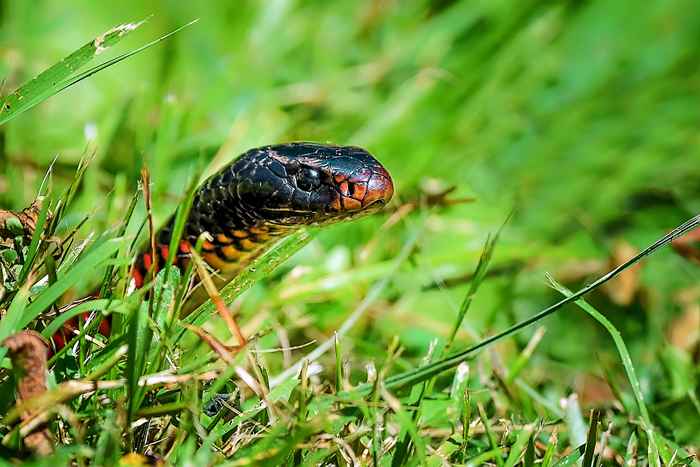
[602,241,641,306]
[2,330,53,456]
[575,373,616,407]
[669,287,700,351]
[671,226,700,265]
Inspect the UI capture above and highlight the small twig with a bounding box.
[3,370,220,426]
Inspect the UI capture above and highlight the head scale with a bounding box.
[226,142,394,227]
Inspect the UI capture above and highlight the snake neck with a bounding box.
[131,215,294,288]
[191,220,291,272]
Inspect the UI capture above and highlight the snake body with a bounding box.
[52,143,393,349]
[133,142,393,285]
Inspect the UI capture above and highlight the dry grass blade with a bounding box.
[191,248,247,347]
[2,371,220,426]
[182,323,236,364]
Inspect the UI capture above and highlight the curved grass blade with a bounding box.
[346,213,700,394]
[547,277,651,425]
[547,277,660,466]
[0,20,146,125]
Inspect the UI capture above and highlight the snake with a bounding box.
[51,142,394,350]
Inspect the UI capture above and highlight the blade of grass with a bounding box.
[524,434,535,467]
[581,409,601,467]
[541,431,558,467]
[446,213,509,351]
[547,277,659,466]
[334,333,342,393]
[547,277,651,425]
[0,283,29,361]
[40,299,113,338]
[53,19,199,97]
[350,213,700,394]
[49,155,93,236]
[16,238,122,330]
[0,20,146,125]
[16,197,51,284]
[504,427,533,467]
[478,403,504,467]
[126,300,151,435]
[191,249,245,346]
[166,174,200,269]
[99,187,140,298]
[268,225,421,388]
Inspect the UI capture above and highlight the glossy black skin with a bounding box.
[153,143,394,265]
[176,143,392,240]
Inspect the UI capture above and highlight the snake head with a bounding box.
[231,142,394,227]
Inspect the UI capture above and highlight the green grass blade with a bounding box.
[54,19,199,97]
[17,238,122,330]
[0,20,146,125]
[16,197,51,284]
[0,283,29,361]
[547,278,651,425]
[504,427,532,467]
[523,434,535,467]
[445,212,510,350]
[581,409,601,467]
[547,277,659,466]
[40,298,113,338]
[348,213,700,394]
[126,300,151,430]
[166,175,200,269]
[478,403,504,467]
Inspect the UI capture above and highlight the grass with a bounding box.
[1,1,700,465]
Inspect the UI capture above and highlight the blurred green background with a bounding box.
[2,0,699,450]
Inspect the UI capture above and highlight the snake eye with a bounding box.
[296,167,322,192]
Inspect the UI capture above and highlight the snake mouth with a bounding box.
[362,170,394,209]
[334,167,394,214]
[365,199,386,208]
